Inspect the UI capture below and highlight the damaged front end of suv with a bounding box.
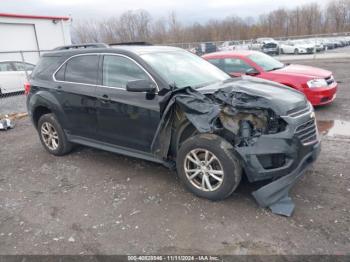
[152,76,320,216]
[28,45,320,217]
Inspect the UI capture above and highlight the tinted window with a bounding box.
[0,62,14,72]
[55,63,66,81]
[208,58,253,73]
[32,56,63,80]
[222,58,252,73]
[102,55,150,88]
[207,59,222,68]
[13,62,35,71]
[65,55,99,84]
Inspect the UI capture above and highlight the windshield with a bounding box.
[248,52,284,71]
[141,51,230,88]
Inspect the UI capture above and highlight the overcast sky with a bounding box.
[2,0,330,24]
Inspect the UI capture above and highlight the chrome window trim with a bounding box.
[52,53,159,92]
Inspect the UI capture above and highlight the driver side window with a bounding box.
[103,55,150,88]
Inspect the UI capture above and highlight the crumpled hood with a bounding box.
[197,76,307,116]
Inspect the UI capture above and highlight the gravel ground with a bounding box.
[0,92,26,115]
[0,58,349,255]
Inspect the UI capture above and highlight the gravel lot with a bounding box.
[0,58,349,255]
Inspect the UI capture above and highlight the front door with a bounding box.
[95,54,160,152]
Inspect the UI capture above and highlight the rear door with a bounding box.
[53,54,99,138]
[95,54,160,152]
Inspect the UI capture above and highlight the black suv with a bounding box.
[27,43,320,215]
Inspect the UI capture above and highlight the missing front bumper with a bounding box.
[252,141,321,216]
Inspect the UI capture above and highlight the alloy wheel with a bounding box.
[41,122,59,150]
[184,149,224,192]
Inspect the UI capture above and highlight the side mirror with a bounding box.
[245,68,260,76]
[126,79,157,93]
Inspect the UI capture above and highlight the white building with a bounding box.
[0,13,71,64]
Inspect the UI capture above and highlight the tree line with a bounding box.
[72,0,350,45]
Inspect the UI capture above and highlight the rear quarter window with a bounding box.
[31,56,63,81]
[0,62,14,72]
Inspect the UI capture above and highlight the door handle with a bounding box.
[100,94,110,103]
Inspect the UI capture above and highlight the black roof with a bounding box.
[44,44,183,57]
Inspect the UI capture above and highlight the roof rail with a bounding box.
[53,43,109,50]
[109,41,153,46]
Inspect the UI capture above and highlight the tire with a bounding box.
[37,113,72,156]
[176,134,242,201]
[294,49,299,55]
[280,48,284,54]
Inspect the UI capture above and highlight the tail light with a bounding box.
[24,82,31,95]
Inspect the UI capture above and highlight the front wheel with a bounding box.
[176,134,242,201]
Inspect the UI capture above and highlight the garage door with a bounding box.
[0,23,40,63]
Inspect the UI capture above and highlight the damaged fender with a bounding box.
[151,77,320,216]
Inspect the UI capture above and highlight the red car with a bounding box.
[202,50,337,106]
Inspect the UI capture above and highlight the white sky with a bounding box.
[1,0,330,23]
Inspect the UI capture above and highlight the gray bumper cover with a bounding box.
[252,141,321,216]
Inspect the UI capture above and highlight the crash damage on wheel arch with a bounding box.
[151,76,319,217]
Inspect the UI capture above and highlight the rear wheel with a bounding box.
[38,113,72,156]
[294,48,299,55]
[176,134,242,201]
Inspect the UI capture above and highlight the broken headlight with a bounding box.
[266,111,287,134]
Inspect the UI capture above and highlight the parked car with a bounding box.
[279,40,315,54]
[250,38,279,55]
[0,61,35,95]
[219,41,239,51]
[199,42,217,54]
[189,42,217,56]
[304,39,325,52]
[203,50,337,106]
[317,38,335,50]
[26,44,320,214]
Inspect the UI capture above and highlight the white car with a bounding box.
[250,38,279,54]
[219,41,238,51]
[0,61,34,95]
[279,40,315,55]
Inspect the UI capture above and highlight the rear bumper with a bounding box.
[262,48,278,54]
[304,83,337,106]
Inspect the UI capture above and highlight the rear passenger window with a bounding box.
[222,58,252,73]
[64,55,99,84]
[13,62,35,71]
[207,59,223,70]
[103,55,150,88]
[0,62,14,72]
